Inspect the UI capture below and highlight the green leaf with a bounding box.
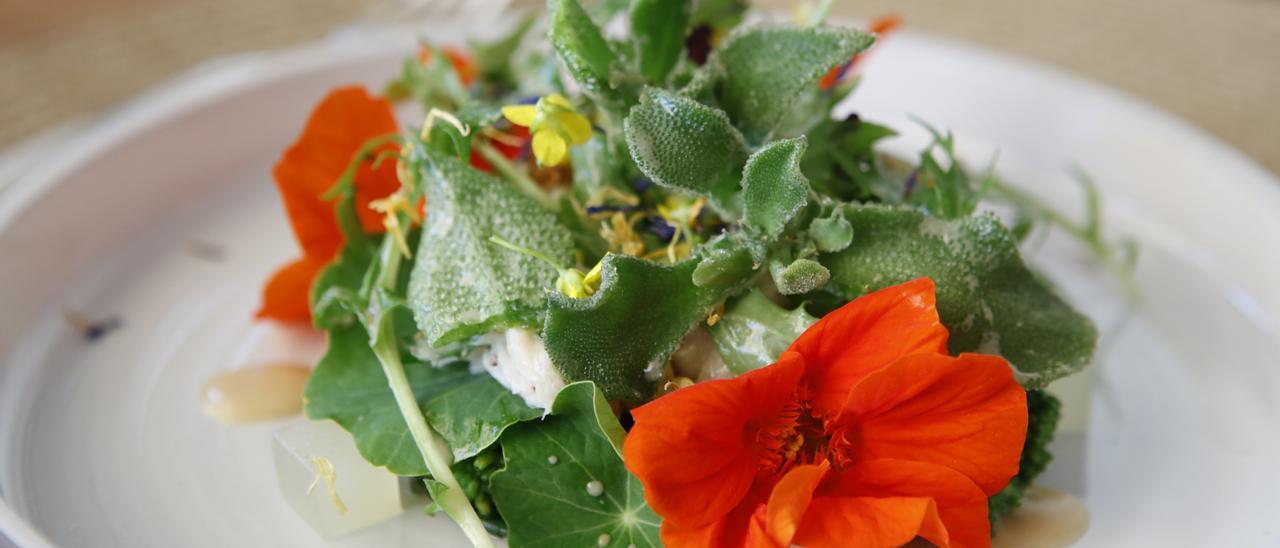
[542,254,723,402]
[311,242,373,329]
[691,234,761,289]
[630,0,692,84]
[820,205,1098,388]
[808,206,854,253]
[408,149,574,347]
[304,324,541,475]
[742,136,810,237]
[708,290,816,375]
[770,257,831,295]
[548,0,624,101]
[489,382,662,548]
[624,87,749,208]
[912,124,994,219]
[800,117,897,201]
[712,24,874,143]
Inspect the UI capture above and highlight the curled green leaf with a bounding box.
[742,136,810,238]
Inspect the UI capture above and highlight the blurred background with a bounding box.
[1,0,1278,174]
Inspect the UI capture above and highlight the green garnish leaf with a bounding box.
[691,234,760,289]
[629,0,692,84]
[708,290,816,374]
[304,323,541,475]
[542,254,722,402]
[820,205,1098,387]
[624,88,749,212]
[712,24,874,143]
[913,124,994,219]
[311,240,374,329]
[548,0,625,102]
[741,136,810,238]
[808,206,854,252]
[489,382,662,548]
[408,149,574,347]
[770,257,831,295]
[801,117,897,201]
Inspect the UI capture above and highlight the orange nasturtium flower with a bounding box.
[257,86,400,323]
[623,278,1027,548]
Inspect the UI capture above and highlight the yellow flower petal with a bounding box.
[532,130,568,166]
[560,111,594,145]
[501,105,537,127]
[543,93,574,110]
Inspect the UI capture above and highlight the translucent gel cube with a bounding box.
[273,420,424,539]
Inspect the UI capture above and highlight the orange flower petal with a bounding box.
[842,352,1028,495]
[787,277,949,417]
[272,86,399,261]
[256,257,323,323]
[811,459,991,548]
[662,482,771,548]
[625,353,805,528]
[758,463,828,547]
[795,496,948,548]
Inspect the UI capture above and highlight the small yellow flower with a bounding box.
[501,94,593,167]
[369,190,422,258]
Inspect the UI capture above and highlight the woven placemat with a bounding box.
[1,0,1277,174]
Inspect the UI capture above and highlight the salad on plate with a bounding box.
[240,0,1126,546]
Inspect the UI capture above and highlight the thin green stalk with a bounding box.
[365,234,494,548]
[475,142,556,210]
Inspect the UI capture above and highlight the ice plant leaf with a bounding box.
[820,205,1098,387]
[712,24,874,143]
[489,382,662,548]
[543,254,723,402]
[742,136,810,238]
[808,206,854,252]
[771,257,831,295]
[408,149,574,347]
[708,290,817,375]
[691,235,759,289]
[303,324,541,475]
[629,0,692,84]
[624,88,749,211]
[548,0,623,102]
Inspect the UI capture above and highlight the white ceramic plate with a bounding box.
[2,25,1279,548]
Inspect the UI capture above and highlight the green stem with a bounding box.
[475,142,556,210]
[378,221,405,292]
[365,234,493,548]
[370,325,493,548]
